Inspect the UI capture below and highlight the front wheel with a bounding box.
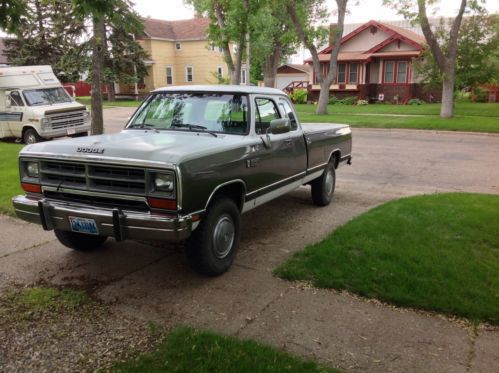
[185,197,240,276]
[23,128,44,145]
[311,160,336,206]
[55,229,108,251]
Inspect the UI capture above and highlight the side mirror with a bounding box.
[270,118,290,135]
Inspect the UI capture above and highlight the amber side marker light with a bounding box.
[147,197,177,210]
[21,183,42,194]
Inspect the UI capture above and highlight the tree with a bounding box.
[187,0,254,85]
[4,0,86,82]
[287,0,348,115]
[384,0,483,118]
[414,14,499,91]
[250,0,300,87]
[0,0,27,32]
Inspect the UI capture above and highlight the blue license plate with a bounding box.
[69,216,98,235]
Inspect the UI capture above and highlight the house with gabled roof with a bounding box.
[303,20,439,103]
[118,17,241,96]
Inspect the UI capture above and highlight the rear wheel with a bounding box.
[23,128,44,145]
[311,160,336,206]
[54,229,108,251]
[185,197,240,276]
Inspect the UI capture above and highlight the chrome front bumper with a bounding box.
[12,195,193,242]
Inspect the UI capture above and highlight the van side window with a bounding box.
[255,98,280,134]
[9,91,24,107]
[279,99,298,131]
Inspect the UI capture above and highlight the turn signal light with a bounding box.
[21,182,42,194]
[147,197,177,210]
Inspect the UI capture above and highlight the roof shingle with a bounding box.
[140,17,211,41]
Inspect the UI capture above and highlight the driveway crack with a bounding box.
[466,324,478,371]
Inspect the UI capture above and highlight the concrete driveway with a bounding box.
[1,112,498,371]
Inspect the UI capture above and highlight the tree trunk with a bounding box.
[91,17,105,135]
[440,70,455,118]
[107,82,115,102]
[232,34,245,85]
[316,80,331,115]
[263,44,280,88]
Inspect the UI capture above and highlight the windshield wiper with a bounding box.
[128,123,156,129]
[171,123,218,137]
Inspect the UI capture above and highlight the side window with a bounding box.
[255,98,280,134]
[9,91,24,107]
[279,99,298,131]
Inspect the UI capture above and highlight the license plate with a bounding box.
[67,128,76,135]
[69,216,98,235]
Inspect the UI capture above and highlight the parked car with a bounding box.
[0,65,90,144]
[12,85,352,275]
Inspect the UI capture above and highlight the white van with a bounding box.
[0,65,90,144]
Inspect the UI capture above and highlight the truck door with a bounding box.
[6,91,26,138]
[277,97,307,173]
[246,97,305,195]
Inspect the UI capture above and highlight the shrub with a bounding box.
[328,95,341,105]
[455,90,471,103]
[289,89,307,104]
[356,99,368,106]
[408,98,425,105]
[340,96,357,105]
[472,87,488,103]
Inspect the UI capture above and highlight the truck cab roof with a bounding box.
[153,84,287,96]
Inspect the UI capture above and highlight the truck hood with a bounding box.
[21,129,253,166]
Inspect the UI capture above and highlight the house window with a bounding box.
[217,66,223,79]
[166,66,173,85]
[397,61,408,83]
[175,42,181,50]
[240,68,246,84]
[337,63,346,83]
[349,63,358,84]
[186,66,193,82]
[384,61,395,83]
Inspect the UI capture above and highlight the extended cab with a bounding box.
[0,65,90,144]
[12,86,352,275]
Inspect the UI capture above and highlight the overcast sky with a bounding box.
[134,0,499,23]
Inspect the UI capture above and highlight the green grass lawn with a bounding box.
[77,96,142,108]
[0,142,23,216]
[295,102,499,133]
[113,326,336,372]
[275,193,499,325]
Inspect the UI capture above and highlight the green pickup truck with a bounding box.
[13,85,352,276]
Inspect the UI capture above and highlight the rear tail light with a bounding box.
[21,182,42,194]
[147,197,177,210]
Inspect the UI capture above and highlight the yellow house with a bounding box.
[119,17,231,95]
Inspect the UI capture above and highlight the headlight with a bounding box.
[26,161,39,177]
[83,111,90,120]
[40,117,50,129]
[154,173,174,192]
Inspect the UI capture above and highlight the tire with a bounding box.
[185,197,240,276]
[54,229,108,251]
[311,160,336,206]
[23,128,44,145]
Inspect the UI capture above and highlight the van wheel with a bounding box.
[311,160,336,206]
[23,128,44,145]
[185,197,240,276]
[54,229,108,251]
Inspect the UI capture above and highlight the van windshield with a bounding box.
[127,93,249,135]
[23,87,73,106]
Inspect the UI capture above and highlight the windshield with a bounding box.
[127,93,249,135]
[22,87,73,106]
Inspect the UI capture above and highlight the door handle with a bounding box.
[284,139,293,147]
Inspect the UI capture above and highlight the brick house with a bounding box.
[305,20,440,103]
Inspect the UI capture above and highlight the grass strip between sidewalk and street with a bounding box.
[275,193,499,325]
[0,142,23,216]
[112,326,336,372]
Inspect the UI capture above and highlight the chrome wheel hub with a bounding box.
[212,214,235,259]
[325,170,334,196]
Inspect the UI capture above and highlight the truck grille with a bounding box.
[48,111,86,130]
[40,161,146,195]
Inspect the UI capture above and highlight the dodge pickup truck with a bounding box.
[12,86,352,276]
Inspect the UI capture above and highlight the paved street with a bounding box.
[1,111,498,371]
